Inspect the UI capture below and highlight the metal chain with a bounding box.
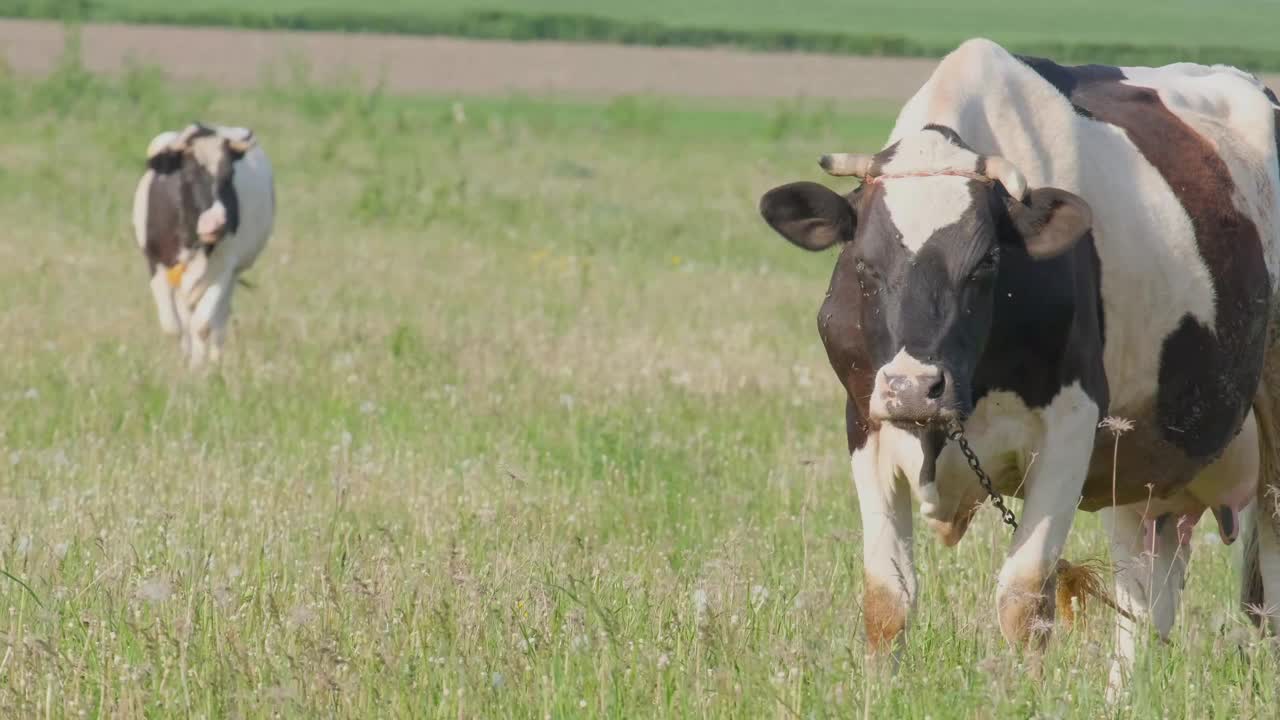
[946,419,1019,532]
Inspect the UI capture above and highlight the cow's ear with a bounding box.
[1005,187,1092,260]
[759,181,856,252]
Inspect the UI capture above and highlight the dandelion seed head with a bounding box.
[1099,416,1135,434]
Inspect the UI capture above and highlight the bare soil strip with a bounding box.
[0,19,1275,103]
[0,19,936,102]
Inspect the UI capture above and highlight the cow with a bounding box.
[758,38,1280,693]
[132,122,275,367]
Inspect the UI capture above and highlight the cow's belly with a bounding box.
[930,380,1259,517]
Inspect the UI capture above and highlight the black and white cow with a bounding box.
[132,122,276,367]
[759,38,1280,691]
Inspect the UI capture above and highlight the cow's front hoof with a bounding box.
[997,573,1056,650]
[863,577,910,657]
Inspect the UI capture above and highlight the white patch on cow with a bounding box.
[880,177,973,253]
[190,134,230,175]
[870,348,942,419]
[144,131,179,161]
[879,347,937,377]
[875,131,981,253]
[994,382,1097,601]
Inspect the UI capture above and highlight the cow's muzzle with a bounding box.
[869,351,958,425]
[196,202,228,245]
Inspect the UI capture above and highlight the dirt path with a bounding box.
[0,19,938,102]
[1,19,1276,103]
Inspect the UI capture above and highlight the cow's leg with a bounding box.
[995,390,1097,648]
[201,278,235,365]
[1101,504,1191,700]
[1244,354,1280,633]
[1248,499,1280,633]
[173,287,196,363]
[853,430,916,661]
[148,268,181,336]
[187,268,235,368]
[208,292,233,364]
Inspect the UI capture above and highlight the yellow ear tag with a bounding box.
[166,262,187,289]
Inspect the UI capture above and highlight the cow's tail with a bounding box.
[1242,348,1280,626]
[1055,557,1133,627]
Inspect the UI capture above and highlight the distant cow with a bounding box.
[759,38,1280,693]
[132,122,275,367]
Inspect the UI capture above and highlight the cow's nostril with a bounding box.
[926,375,946,400]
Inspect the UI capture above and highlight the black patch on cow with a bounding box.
[1014,54,1124,119]
[867,140,900,179]
[1155,513,1170,535]
[1272,107,1280,165]
[1263,86,1278,104]
[1219,505,1235,538]
[974,186,1108,413]
[1022,55,1271,462]
[923,124,973,151]
[216,168,241,239]
[917,426,946,486]
[144,171,186,272]
[147,152,181,174]
[828,242,882,452]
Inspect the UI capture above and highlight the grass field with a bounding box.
[9,0,1280,70]
[0,51,1278,717]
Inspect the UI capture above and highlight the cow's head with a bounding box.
[759,128,1091,432]
[146,123,255,247]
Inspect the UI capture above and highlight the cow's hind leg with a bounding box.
[1101,504,1191,700]
[1242,351,1280,633]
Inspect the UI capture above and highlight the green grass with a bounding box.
[8,0,1280,71]
[0,52,1276,717]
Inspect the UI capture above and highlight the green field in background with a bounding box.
[9,0,1280,70]
[0,45,1275,716]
